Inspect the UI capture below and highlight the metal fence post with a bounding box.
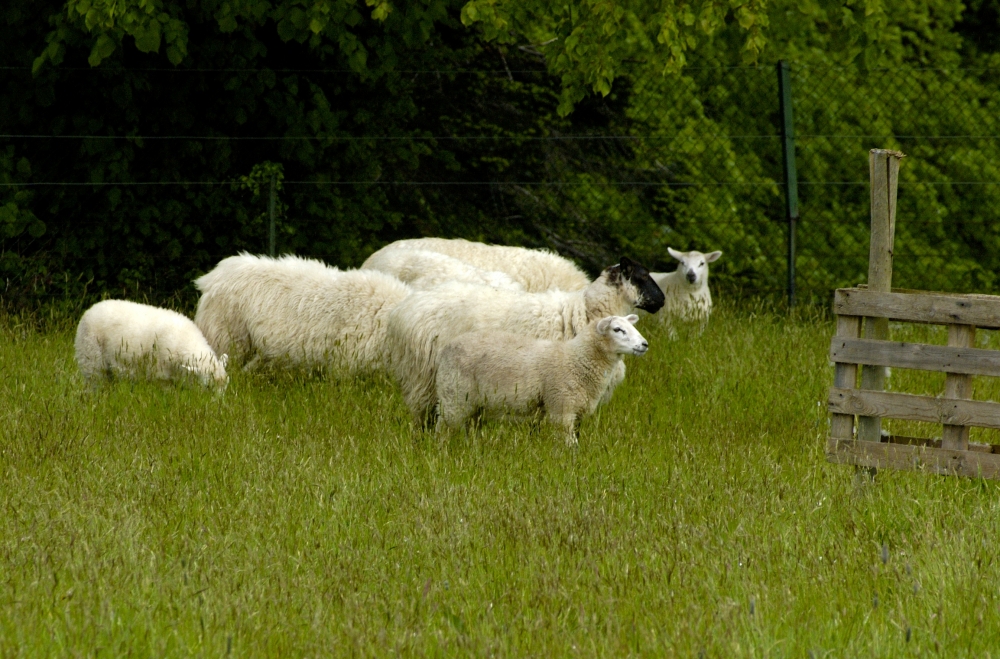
[268,173,276,257]
[777,61,799,306]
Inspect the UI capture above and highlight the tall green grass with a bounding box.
[3,302,1000,656]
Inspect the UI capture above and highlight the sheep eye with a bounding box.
[699,261,705,266]
[614,327,625,333]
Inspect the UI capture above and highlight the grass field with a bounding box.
[4,302,1000,656]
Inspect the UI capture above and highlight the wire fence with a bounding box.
[3,62,1000,308]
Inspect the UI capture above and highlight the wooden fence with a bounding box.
[826,149,1000,479]
[827,288,1000,478]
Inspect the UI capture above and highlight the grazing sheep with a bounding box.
[435,314,648,445]
[193,253,410,374]
[362,246,524,291]
[385,256,664,425]
[650,248,722,334]
[365,237,591,292]
[75,299,228,389]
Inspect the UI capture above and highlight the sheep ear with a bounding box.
[618,256,634,278]
[705,250,722,263]
[625,314,639,325]
[596,317,614,334]
[667,247,683,261]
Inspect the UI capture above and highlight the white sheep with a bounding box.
[193,253,411,374]
[365,237,591,292]
[361,246,524,291]
[435,314,648,445]
[650,248,722,335]
[385,256,665,425]
[74,299,229,389]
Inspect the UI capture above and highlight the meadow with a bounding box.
[3,301,1000,656]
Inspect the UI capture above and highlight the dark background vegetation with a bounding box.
[4,0,1000,310]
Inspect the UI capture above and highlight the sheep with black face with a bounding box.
[384,256,664,425]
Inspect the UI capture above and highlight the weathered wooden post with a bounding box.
[856,149,904,444]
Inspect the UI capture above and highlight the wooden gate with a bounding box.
[826,150,1000,479]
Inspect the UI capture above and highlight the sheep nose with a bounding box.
[686,271,696,283]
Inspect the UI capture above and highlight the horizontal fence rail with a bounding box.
[829,338,1000,377]
[828,388,1000,430]
[827,438,1000,479]
[833,289,1000,328]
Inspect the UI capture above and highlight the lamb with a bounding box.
[385,256,664,425]
[435,315,648,444]
[364,237,591,292]
[193,253,411,374]
[74,299,229,389]
[361,246,524,291]
[650,248,722,334]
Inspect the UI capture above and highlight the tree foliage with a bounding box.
[2,0,1000,308]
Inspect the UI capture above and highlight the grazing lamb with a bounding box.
[650,248,722,334]
[362,246,524,291]
[385,256,664,425]
[193,253,410,373]
[365,237,591,292]
[436,315,648,445]
[75,299,229,389]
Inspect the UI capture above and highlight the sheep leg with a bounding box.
[434,413,450,437]
[242,354,264,372]
[436,395,471,437]
[550,412,579,447]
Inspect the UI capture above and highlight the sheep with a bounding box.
[364,237,591,292]
[74,299,229,389]
[385,256,665,425]
[361,246,524,291]
[435,314,648,445]
[193,253,411,374]
[650,248,722,335]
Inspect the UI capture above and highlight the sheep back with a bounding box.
[361,246,524,291]
[375,237,591,292]
[194,253,410,373]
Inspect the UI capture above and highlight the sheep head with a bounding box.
[601,256,665,313]
[667,248,722,287]
[596,314,648,356]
